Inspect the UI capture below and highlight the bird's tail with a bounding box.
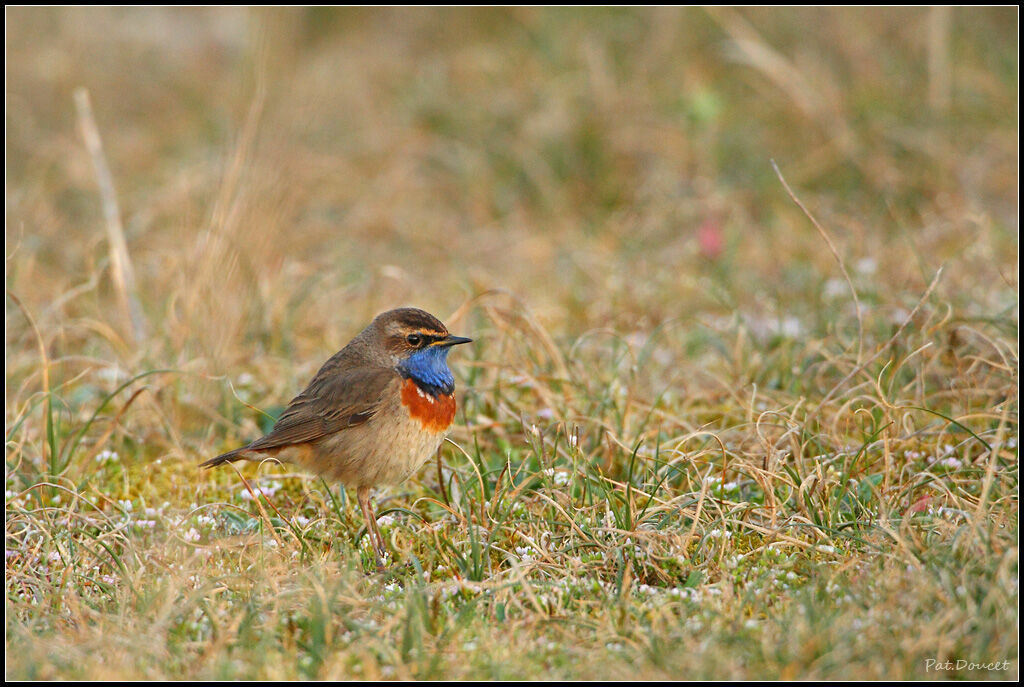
[199,447,249,469]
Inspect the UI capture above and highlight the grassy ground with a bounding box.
[5,7,1018,680]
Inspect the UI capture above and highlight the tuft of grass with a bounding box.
[6,6,1018,681]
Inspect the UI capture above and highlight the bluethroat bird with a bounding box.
[200,307,472,569]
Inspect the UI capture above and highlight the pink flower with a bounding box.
[698,219,724,260]
[909,495,932,514]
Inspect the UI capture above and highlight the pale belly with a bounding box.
[270,384,454,488]
[313,414,448,487]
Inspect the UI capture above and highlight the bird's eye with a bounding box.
[406,334,423,347]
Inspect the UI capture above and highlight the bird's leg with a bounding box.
[370,511,386,562]
[357,486,386,571]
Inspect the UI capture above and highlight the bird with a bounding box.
[200,307,472,569]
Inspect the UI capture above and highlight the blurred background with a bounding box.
[4,8,1019,679]
[6,6,1018,447]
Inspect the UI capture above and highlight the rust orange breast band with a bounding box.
[400,378,456,432]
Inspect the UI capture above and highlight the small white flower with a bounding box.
[855,257,877,275]
[97,366,124,382]
[239,484,279,501]
[95,449,119,463]
[780,316,803,337]
[823,278,846,298]
[541,468,570,486]
[891,308,911,326]
[514,545,536,562]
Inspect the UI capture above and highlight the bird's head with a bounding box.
[369,308,472,395]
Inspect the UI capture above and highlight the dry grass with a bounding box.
[5,7,1018,680]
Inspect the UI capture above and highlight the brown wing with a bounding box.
[242,366,398,452]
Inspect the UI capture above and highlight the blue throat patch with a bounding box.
[398,345,455,396]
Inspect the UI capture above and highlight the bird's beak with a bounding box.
[434,334,473,347]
